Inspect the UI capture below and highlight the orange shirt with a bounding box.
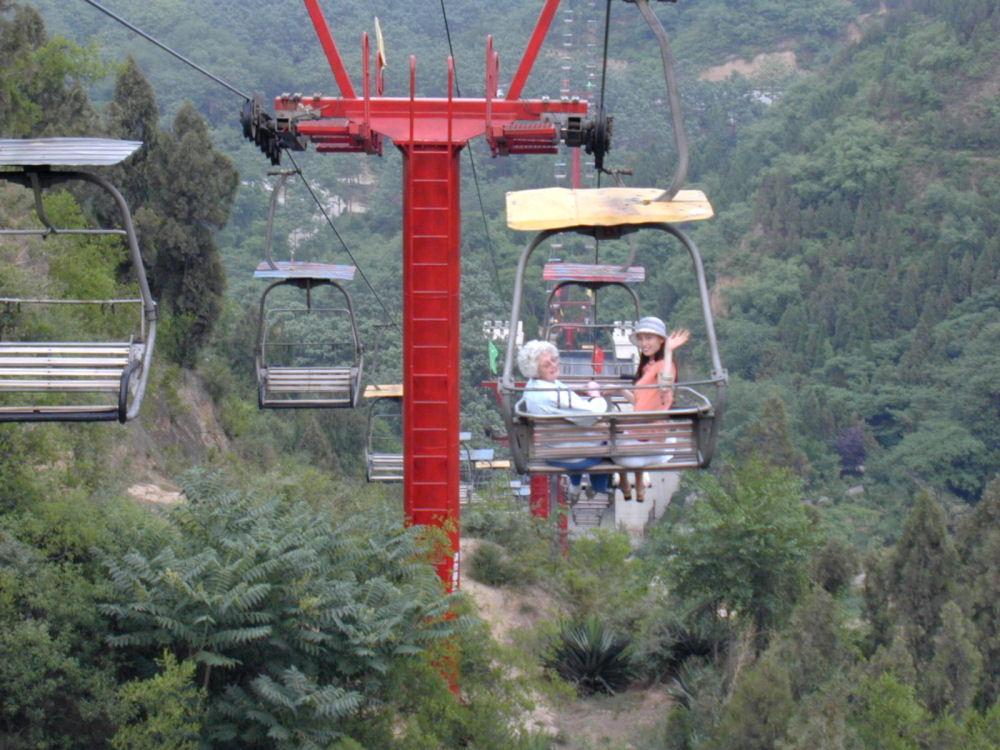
[634,358,677,412]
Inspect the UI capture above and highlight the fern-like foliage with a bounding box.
[100,469,462,748]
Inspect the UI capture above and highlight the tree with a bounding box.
[662,458,819,652]
[0,2,102,138]
[105,56,159,209]
[922,600,982,717]
[141,103,237,365]
[773,588,848,700]
[887,491,959,663]
[777,675,856,750]
[712,652,793,750]
[737,395,811,478]
[954,476,1000,709]
[851,672,928,750]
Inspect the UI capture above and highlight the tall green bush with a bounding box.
[100,471,465,748]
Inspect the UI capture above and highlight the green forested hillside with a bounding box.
[3,0,1000,747]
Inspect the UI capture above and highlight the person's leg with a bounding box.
[548,457,601,502]
[634,471,645,502]
[589,473,611,494]
[618,471,632,500]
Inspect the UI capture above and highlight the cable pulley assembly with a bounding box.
[240,94,307,166]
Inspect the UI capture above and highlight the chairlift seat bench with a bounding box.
[513,399,714,473]
[366,453,405,482]
[0,341,144,421]
[259,365,359,407]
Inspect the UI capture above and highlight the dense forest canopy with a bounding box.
[2,0,1000,747]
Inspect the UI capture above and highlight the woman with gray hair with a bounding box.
[517,339,611,502]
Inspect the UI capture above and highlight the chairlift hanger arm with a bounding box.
[263,170,298,270]
[590,0,686,196]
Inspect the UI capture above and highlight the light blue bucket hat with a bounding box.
[630,316,666,345]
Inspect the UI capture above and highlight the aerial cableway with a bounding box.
[237,0,728,582]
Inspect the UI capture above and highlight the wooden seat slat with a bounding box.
[265,372,351,383]
[264,366,353,374]
[265,383,352,391]
[0,372,129,383]
[261,366,356,403]
[0,357,130,367]
[0,404,120,415]
[0,380,122,391]
[0,343,135,355]
[524,413,699,467]
[260,398,353,406]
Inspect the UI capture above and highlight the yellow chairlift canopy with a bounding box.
[506,186,713,231]
[363,383,403,399]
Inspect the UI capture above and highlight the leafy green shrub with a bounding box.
[467,540,522,586]
[111,651,204,750]
[100,470,466,749]
[631,596,727,682]
[544,616,634,695]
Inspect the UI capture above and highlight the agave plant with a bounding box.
[545,616,634,695]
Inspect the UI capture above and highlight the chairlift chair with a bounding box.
[0,138,158,423]
[541,261,644,384]
[498,0,727,474]
[255,271,364,408]
[363,383,404,482]
[253,170,364,408]
[500,219,726,475]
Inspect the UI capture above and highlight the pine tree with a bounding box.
[888,491,958,664]
[142,103,237,365]
[922,600,982,717]
[713,653,794,750]
[105,57,159,206]
[738,395,811,478]
[0,2,101,137]
[774,588,847,700]
[955,477,1000,709]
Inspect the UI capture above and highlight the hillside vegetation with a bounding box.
[2,0,1000,747]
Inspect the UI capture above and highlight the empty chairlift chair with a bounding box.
[253,169,364,408]
[0,138,157,422]
[541,262,644,386]
[255,269,364,408]
[363,383,403,481]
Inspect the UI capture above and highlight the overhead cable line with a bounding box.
[82,0,399,332]
[82,0,250,101]
[439,0,509,305]
[284,154,401,332]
